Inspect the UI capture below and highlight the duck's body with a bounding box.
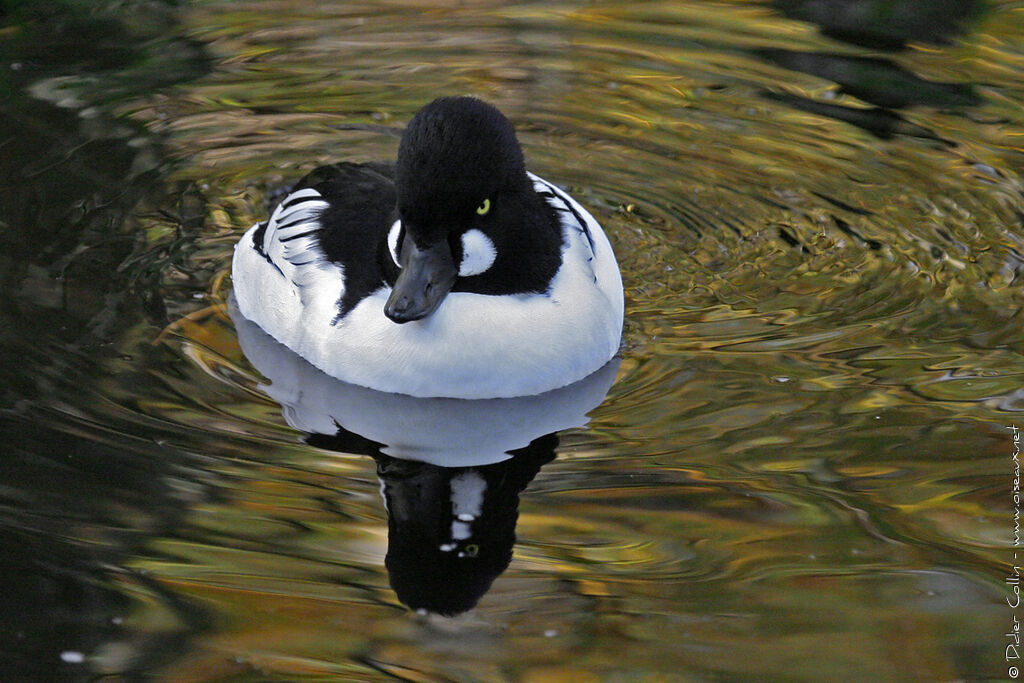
[232,97,623,399]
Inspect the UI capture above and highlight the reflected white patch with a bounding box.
[459,229,496,277]
[387,220,402,267]
[451,471,485,518]
[451,520,472,540]
[450,471,485,543]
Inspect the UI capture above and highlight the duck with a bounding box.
[232,96,623,399]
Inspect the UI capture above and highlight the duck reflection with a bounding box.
[230,297,619,615]
[761,0,983,141]
[772,0,983,50]
[315,432,557,616]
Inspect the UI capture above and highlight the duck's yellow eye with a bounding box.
[476,198,491,216]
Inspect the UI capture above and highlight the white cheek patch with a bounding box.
[459,229,497,277]
[387,220,402,267]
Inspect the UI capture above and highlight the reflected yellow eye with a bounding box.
[476,198,491,216]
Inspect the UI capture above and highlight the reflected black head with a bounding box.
[387,543,509,617]
[379,457,514,616]
[376,435,557,616]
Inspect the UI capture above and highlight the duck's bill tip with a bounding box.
[384,237,457,324]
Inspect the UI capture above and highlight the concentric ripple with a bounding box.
[3,0,1022,680]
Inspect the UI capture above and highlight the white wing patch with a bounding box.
[529,173,599,283]
[262,188,325,274]
[260,188,332,298]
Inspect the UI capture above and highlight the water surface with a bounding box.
[1,1,1022,681]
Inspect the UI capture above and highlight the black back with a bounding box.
[290,162,398,317]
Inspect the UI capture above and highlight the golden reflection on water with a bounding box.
[5,0,1024,680]
[134,1,1022,671]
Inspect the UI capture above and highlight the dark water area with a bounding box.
[1,1,1022,681]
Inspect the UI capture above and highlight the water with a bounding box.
[1,1,1021,680]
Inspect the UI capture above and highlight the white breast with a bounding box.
[232,173,624,399]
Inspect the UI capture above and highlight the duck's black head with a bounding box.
[384,97,561,323]
[396,96,527,227]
